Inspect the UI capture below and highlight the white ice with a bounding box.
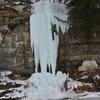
[29,1,70,99]
[30,0,68,74]
[27,71,73,100]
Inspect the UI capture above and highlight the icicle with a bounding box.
[28,1,75,99]
[30,1,68,74]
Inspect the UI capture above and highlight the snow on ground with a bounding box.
[94,74,100,79]
[78,92,100,99]
[0,71,100,100]
[0,71,76,100]
[0,71,26,99]
[67,79,83,92]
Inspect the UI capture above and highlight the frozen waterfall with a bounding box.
[30,0,68,74]
[28,1,74,99]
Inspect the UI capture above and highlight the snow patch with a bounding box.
[93,74,100,79]
[78,92,100,99]
[67,80,82,92]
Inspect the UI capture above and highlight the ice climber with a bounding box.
[51,22,58,41]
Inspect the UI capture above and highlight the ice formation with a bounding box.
[29,0,69,99]
[27,72,71,100]
[30,0,68,74]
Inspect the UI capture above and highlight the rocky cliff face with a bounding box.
[57,31,100,73]
[65,31,100,70]
[0,0,34,76]
[0,0,100,76]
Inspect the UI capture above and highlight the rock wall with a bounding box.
[0,0,34,76]
[57,31,100,73]
[0,0,100,75]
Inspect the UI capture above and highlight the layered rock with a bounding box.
[0,0,100,75]
[0,0,34,76]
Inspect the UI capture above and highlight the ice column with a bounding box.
[30,1,68,74]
